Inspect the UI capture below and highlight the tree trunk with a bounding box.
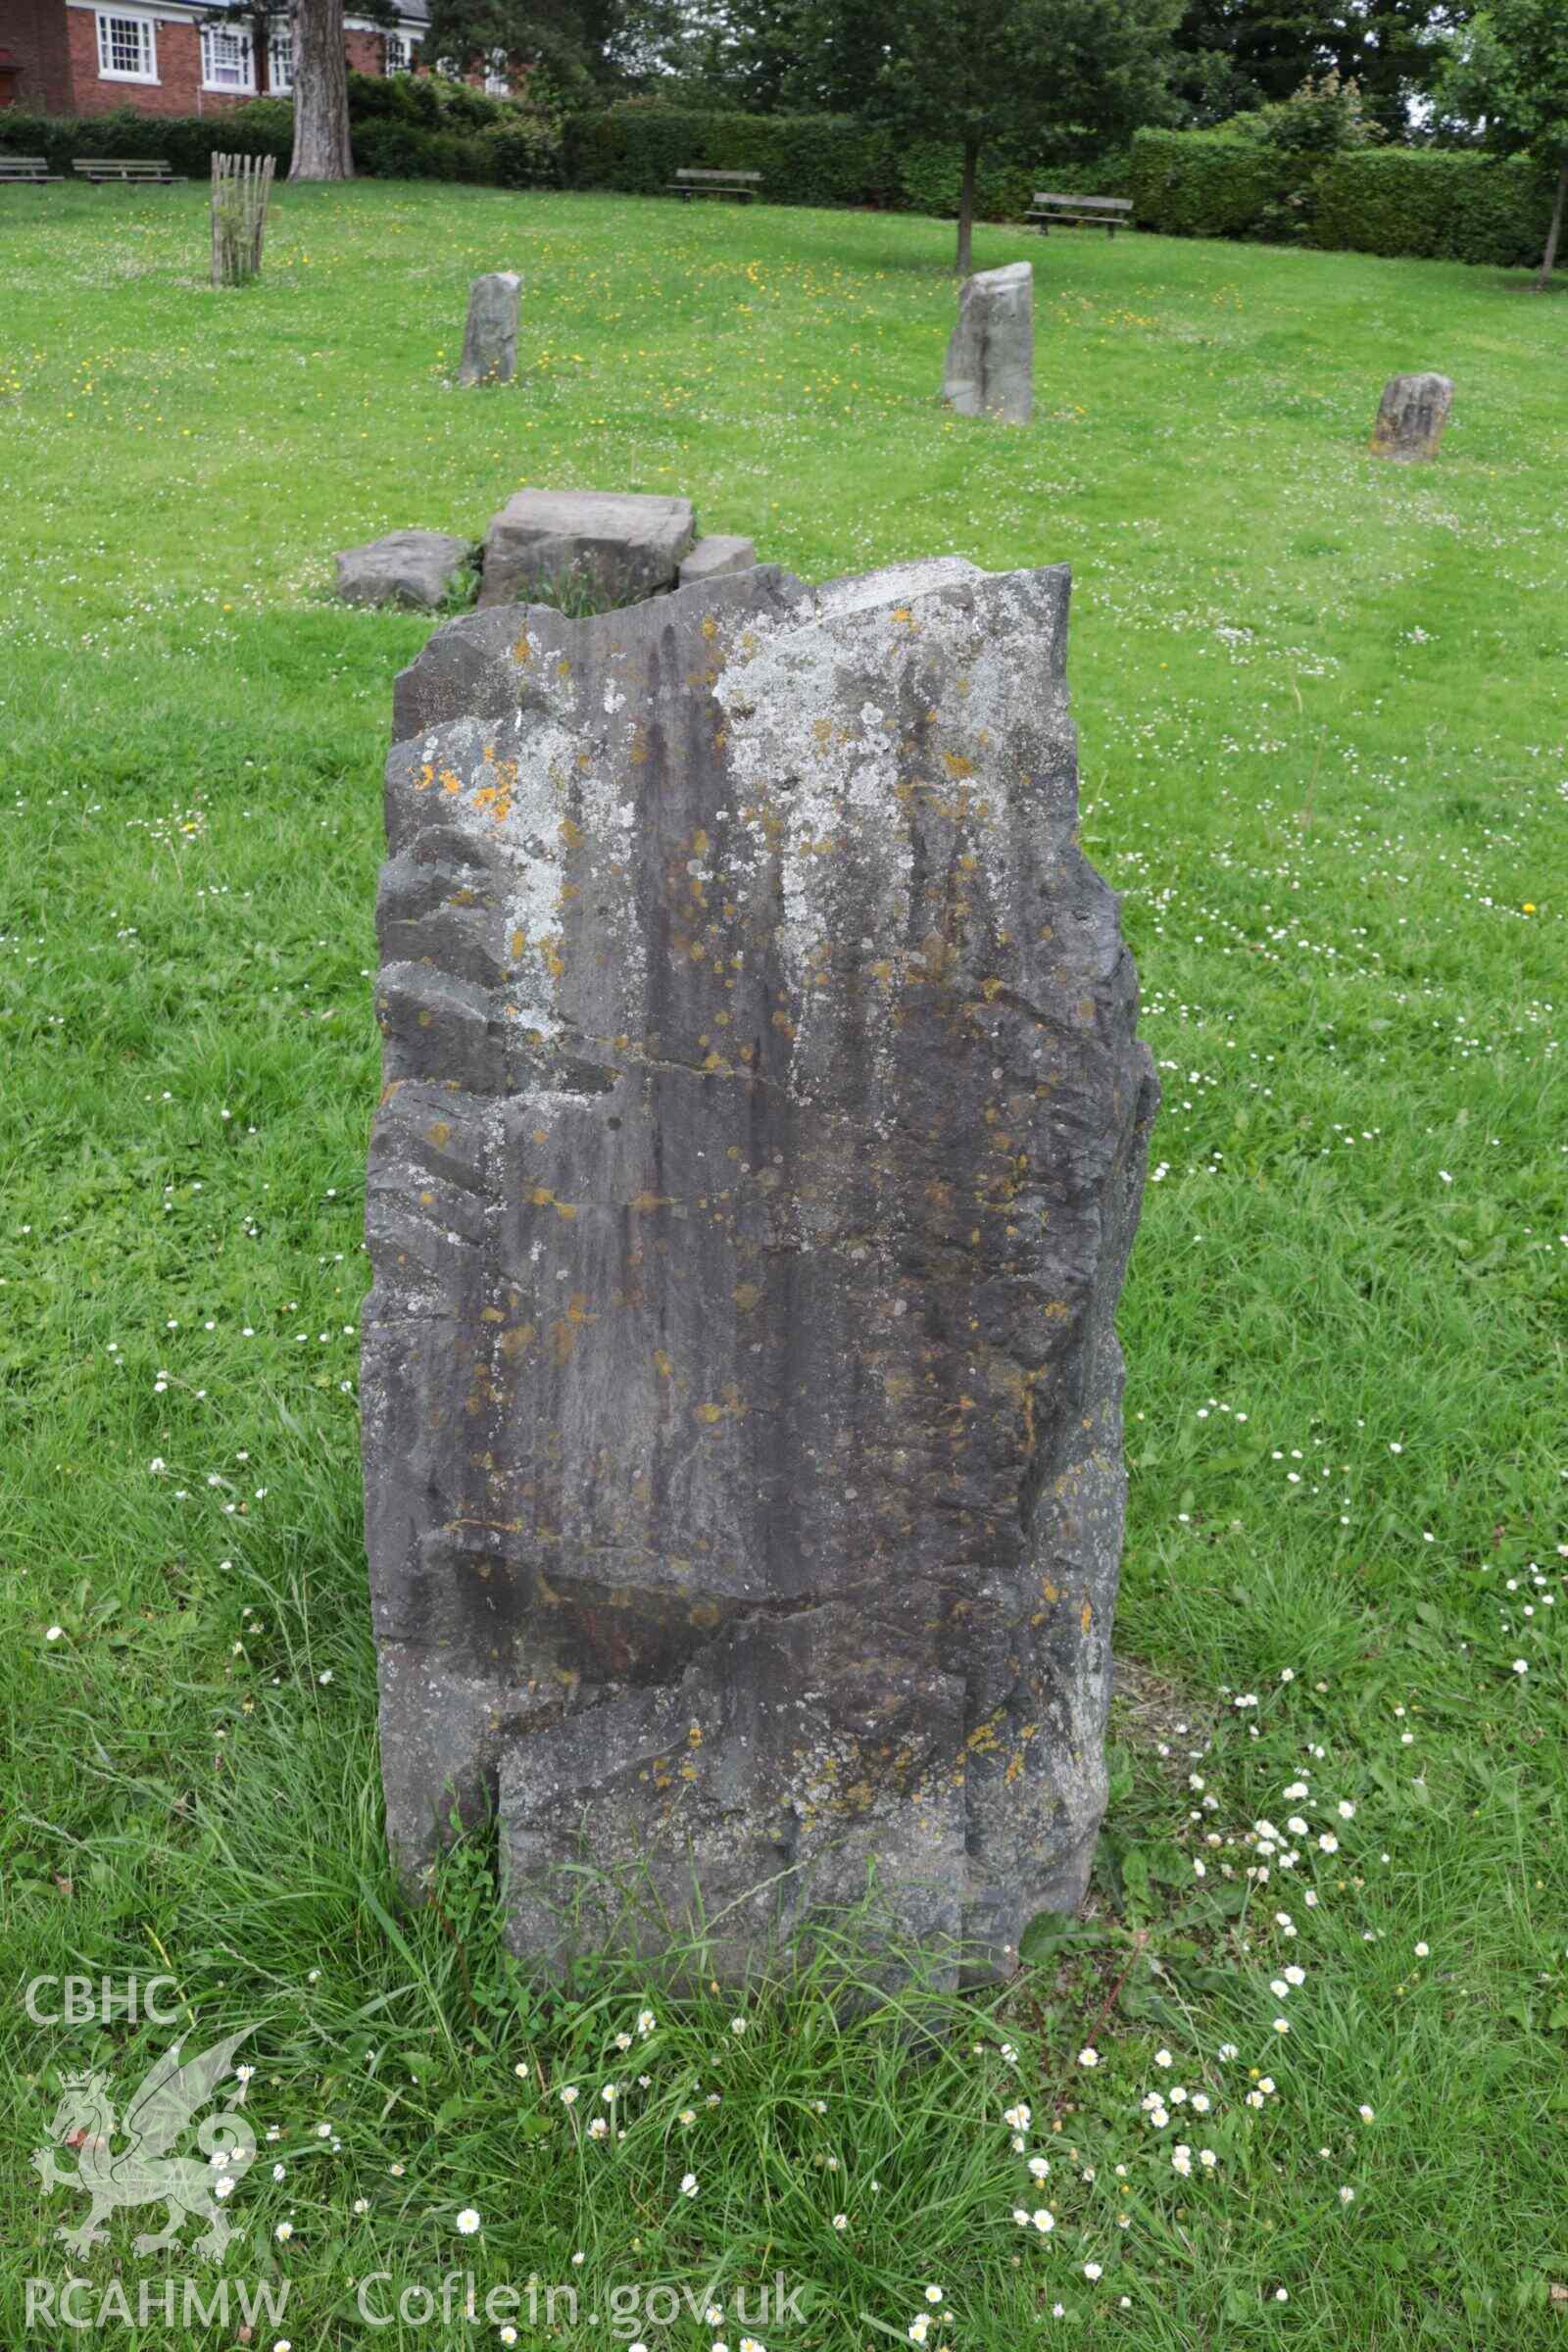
[289,0,353,183]
[956,138,979,277]
[1537,157,1568,293]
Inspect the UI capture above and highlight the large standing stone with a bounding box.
[1370,371,1453,462]
[943,262,1033,425]
[364,557,1157,1981]
[459,271,521,388]
[478,488,696,610]
[335,530,474,611]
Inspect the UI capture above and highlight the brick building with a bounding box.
[0,0,433,118]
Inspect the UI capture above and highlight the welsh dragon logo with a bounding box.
[33,2029,256,2261]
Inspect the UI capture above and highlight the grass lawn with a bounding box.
[1,178,1565,2350]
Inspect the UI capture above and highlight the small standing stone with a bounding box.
[943,261,1033,425]
[459,271,521,388]
[678,534,758,586]
[1370,372,1452,463]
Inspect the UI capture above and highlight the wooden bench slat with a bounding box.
[72,158,184,183]
[668,167,762,201]
[1026,191,1132,235]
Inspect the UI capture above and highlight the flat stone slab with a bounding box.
[678,533,757,585]
[944,261,1033,425]
[478,487,696,610]
[365,556,1156,1981]
[336,530,474,611]
[1370,371,1452,462]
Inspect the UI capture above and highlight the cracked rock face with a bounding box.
[363,556,1157,1980]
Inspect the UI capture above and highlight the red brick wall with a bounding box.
[3,0,74,112]
[12,8,421,120]
[64,11,255,117]
[345,27,390,76]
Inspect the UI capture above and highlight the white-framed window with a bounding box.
[201,23,255,91]
[95,9,158,83]
[383,27,410,73]
[268,28,292,92]
[484,46,510,94]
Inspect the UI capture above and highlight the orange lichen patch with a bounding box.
[439,769,463,795]
[498,1324,535,1357]
[480,1305,506,1323]
[427,1120,452,1147]
[472,783,513,824]
[701,614,718,642]
[1081,1601,1094,1635]
[512,631,532,663]
[943,752,975,779]
[653,1348,673,1378]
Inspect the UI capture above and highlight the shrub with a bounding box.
[1312,146,1557,269]
[897,141,1130,222]
[1133,124,1562,267]
[563,103,1128,220]
[0,102,290,176]
[563,103,900,209]
[1129,128,1300,239]
[1230,72,1385,160]
[346,69,442,127]
[0,80,561,191]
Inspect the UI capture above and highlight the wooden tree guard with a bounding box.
[211,152,275,288]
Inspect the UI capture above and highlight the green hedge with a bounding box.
[563,103,900,209]
[0,102,290,177]
[563,103,1127,220]
[1132,126,1558,268]
[897,141,1131,222]
[1312,147,1556,270]
[1129,129,1302,239]
[0,74,561,187]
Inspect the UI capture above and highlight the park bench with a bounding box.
[1026,191,1133,237]
[72,158,186,187]
[0,156,61,184]
[667,168,761,203]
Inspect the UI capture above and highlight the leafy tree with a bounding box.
[879,0,1181,275]
[1172,0,1468,133]
[1436,0,1568,287]
[674,0,901,114]
[421,0,674,88]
